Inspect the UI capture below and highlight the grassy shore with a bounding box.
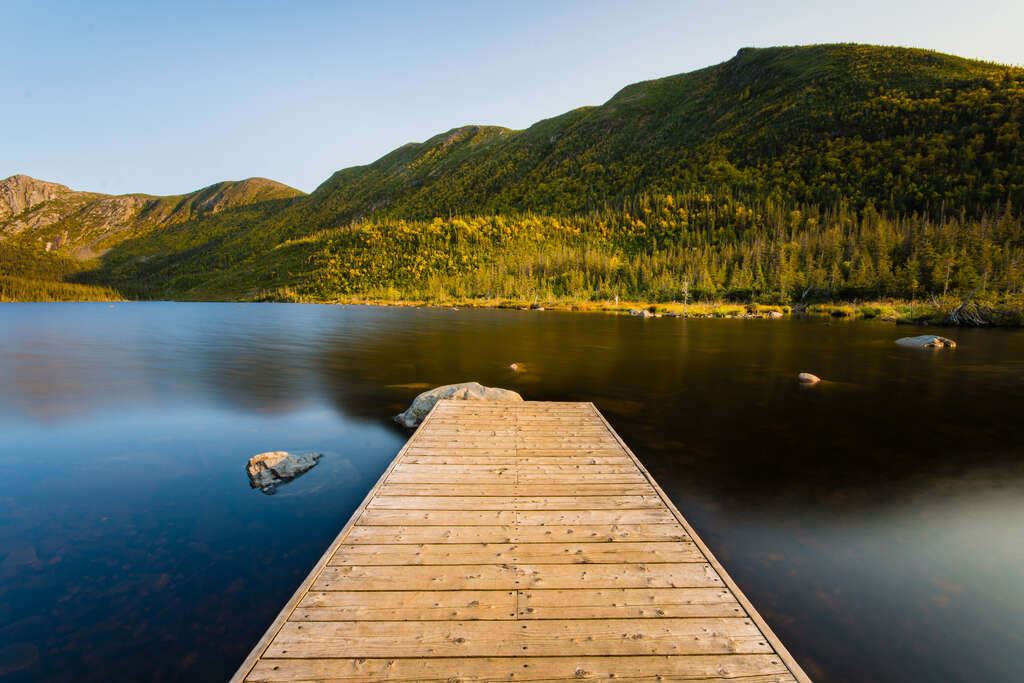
[0,276,125,302]
[258,290,1024,326]
[6,279,1021,326]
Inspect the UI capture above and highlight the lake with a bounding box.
[0,302,1022,682]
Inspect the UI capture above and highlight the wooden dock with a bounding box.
[232,401,809,682]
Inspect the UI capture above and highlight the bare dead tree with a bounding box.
[945,285,993,326]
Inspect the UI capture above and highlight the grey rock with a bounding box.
[798,372,821,384]
[395,381,524,428]
[895,335,957,349]
[247,451,323,494]
[766,310,784,319]
[0,174,71,220]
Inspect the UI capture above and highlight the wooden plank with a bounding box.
[411,439,619,447]
[357,509,678,526]
[403,447,625,456]
[403,447,519,456]
[393,462,639,473]
[368,495,664,510]
[400,454,630,464]
[433,403,590,409]
[347,525,516,543]
[328,542,702,565]
[293,590,516,621]
[413,431,615,437]
[377,483,655,496]
[345,524,689,544]
[517,473,647,483]
[264,618,771,658]
[384,472,646,484]
[516,509,677,525]
[513,448,628,456]
[500,524,689,543]
[356,509,517,526]
[424,417,596,423]
[444,413,597,418]
[314,564,518,591]
[384,472,518,484]
[514,563,723,589]
[518,588,746,619]
[247,655,796,682]
[424,428,613,436]
[313,563,722,591]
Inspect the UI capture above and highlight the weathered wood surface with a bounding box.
[231,401,809,682]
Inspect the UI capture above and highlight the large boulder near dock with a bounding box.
[247,451,323,494]
[395,381,523,428]
[895,335,957,349]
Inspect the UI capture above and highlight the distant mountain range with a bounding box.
[0,174,302,259]
[2,44,1022,306]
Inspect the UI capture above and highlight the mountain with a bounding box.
[5,44,1024,311]
[0,175,73,219]
[0,174,303,258]
[297,43,1024,225]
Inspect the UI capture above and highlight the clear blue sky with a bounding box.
[5,0,1023,196]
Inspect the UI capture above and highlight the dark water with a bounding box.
[1,303,1022,682]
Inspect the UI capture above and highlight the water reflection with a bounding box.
[0,302,1022,682]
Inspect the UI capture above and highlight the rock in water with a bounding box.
[895,335,957,349]
[247,451,323,494]
[798,372,821,384]
[395,381,524,428]
[896,334,958,348]
[766,310,784,319]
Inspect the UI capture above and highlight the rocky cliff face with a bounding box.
[0,175,303,258]
[0,175,73,220]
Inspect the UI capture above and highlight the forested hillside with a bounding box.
[5,44,1023,315]
[300,44,1024,223]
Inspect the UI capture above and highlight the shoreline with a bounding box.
[274,295,1024,327]
[5,292,1022,327]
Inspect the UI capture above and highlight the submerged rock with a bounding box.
[247,451,323,494]
[798,372,821,384]
[395,381,523,428]
[895,335,957,349]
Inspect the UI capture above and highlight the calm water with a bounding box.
[1,303,1022,682]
